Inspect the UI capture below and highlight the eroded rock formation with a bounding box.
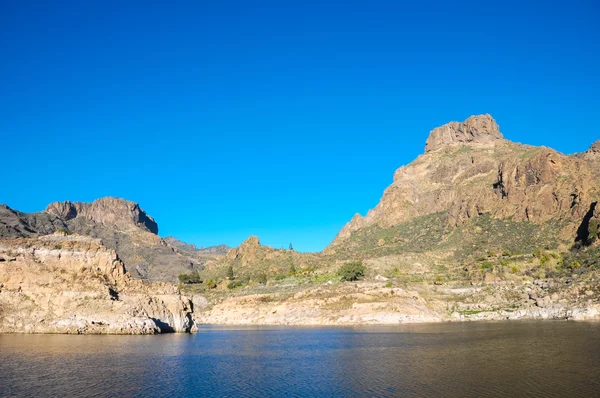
[0,234,193,334]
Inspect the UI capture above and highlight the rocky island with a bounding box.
[1,114,599,333]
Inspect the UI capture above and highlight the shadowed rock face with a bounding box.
[328,114,600,249]
[0,204,68,238]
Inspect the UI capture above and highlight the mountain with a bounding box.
[164,237,231,255]
[0,197,225,282]
[326,114,600,258]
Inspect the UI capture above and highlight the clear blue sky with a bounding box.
[1,1,599,252]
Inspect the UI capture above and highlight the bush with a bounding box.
[56,228,71,236]
[502,249,511,257]
[289,262,297,275]
[257,273,267,284]
[227,280,244,289]
[480,262,493,270]
[226,265,234,280]
[178,271,203,284]
[205,279,217,289]
[338,261,366,281]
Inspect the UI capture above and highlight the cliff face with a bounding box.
[328,115,600,249]
[424,114,503,153]
[0,234,193,334]
[46,197,159,234]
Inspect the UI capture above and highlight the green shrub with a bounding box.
[289,262,296,275]
[502,250,511,257]
[227,280,244,289]
[205,279,217,289]
[480,262,493,270]
[588,220,599,244]
[56,228,71,236]
[226,265,234,280]
[178,270,203,284]
[338,261,366,281]
[257,273,267,284]
[487,251,495,257]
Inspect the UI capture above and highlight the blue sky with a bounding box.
[1,1,599,252]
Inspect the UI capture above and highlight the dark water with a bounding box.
[1,322,599,397]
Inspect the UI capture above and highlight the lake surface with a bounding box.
[1,321,599,397]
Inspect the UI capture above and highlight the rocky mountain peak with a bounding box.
[46,197,158,234]
[425,114,503,153]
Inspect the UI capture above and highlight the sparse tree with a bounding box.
[226,265,234,280]
[337,261,366,282]
[289,243,294,251]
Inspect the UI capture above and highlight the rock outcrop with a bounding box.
[578,140,600,164]
[46,198,158,234]
[424,114,503,153]
[0,234,193,334]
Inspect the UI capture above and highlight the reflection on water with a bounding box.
[1,321,599,397]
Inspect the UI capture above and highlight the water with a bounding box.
[1,321,599,397]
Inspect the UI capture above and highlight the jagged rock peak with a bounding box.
[241,236,260,247]
[425,114,503,153]
[46,197,159,234]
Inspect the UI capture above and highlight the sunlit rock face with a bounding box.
[0,234,193,334]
